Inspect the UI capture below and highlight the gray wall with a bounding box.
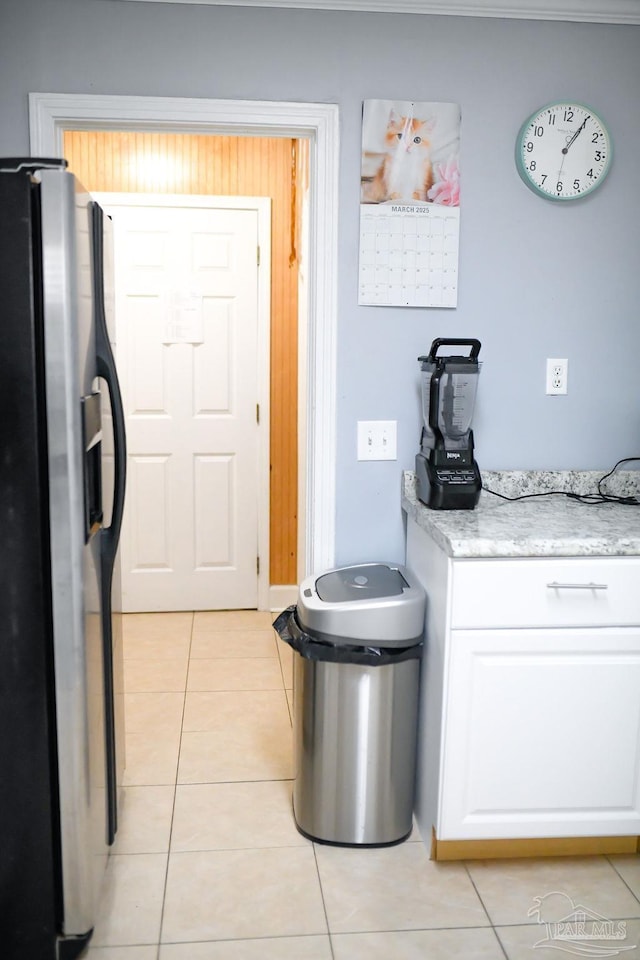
[2,0,640,566]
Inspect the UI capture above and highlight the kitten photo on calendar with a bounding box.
[358,98,461,308]
[360,99,461,206]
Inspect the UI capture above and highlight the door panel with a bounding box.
[194,454,233,565]
[440,627,640,839]
[106,198,263,611]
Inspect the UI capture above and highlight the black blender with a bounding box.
[415,338,482,510]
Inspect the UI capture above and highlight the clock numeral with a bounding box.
[556,181,563,194]
[587,169,594,179]
[592,132,601,143]
[526,141,534,153]
[573,179,580,191]
[548,113,556,125]
[533,125,544,137]
[563,108,574,122]
[594,150,603,162]
[529,160,536,171]
[540,174,547,185]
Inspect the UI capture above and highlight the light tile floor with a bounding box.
[84,611,640,960]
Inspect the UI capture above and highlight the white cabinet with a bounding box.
[406,518,640,846]
[441,627,640,839]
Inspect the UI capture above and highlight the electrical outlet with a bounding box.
[546,358,568,396]
[357,420,397,460]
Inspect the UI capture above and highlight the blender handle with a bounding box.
[420,338,481,362]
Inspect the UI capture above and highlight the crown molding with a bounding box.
[107,0,640,26]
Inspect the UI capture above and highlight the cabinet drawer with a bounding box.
[450,557,640,629]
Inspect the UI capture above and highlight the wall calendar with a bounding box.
[359,98,461,309]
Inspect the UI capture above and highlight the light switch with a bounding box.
[357,420,397,461]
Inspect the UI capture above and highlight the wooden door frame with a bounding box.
[29,93,339,608]
[93,191,271,610]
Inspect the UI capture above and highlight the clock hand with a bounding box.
[562,117,589,155]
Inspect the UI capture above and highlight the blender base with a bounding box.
[415,453,482,510]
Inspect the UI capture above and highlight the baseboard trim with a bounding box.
[269,584,297,611]
[430,829,640,861]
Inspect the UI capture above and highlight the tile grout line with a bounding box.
[492,926,517,960]
[462,861,510,960]
[311,841,336,960]
[606,853,640,909]
[280,617,333,956]
[274,625,295,726]
[156,610,194,960]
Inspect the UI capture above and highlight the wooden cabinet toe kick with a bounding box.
[430,830,640,861]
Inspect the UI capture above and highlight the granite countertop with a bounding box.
[402,470,640,559]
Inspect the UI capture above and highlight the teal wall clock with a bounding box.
[516,102,612,201]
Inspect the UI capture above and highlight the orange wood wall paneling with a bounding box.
[63,130,300,585]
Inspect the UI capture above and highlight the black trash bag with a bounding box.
[272,605,422,667]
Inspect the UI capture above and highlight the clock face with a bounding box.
[516,102,612,201]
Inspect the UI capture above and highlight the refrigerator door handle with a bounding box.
[95,310,126,563]
[90,200,127,844]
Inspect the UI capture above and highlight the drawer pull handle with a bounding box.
[546,581,608,591]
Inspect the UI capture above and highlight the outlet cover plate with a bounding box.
[546,358,568,395]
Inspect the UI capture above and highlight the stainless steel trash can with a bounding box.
[273,563,425,847]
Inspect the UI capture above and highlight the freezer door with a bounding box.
[0,161,62,960]
[39,169,109,938]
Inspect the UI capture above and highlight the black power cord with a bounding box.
[483,457,640,507]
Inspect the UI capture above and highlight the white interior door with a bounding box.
[97,194,270,612]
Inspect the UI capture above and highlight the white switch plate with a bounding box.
[357,420,397,460]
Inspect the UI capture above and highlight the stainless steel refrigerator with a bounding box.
[0,158,126,959]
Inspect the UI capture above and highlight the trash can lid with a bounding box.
[315,564,407,603]
[296,563,425,647]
